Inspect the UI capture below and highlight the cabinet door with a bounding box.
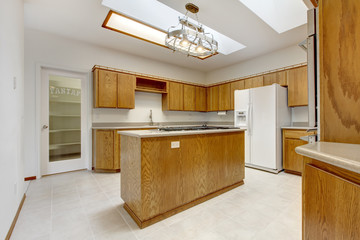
[169,82,184,110]
[195,86,207,112]
[230,80,245,110]
[287,66,308,107]
[114,130,120,170]
[207,86,219,111]
[95,130,114,169]
[219,83,231,110]
[117,73,135,109]
[97,70,118,108]
[303,164,360,240]
[244,76,263,89]
[183,84,196,111]
[283,138,308,173]
[263,71,287,86]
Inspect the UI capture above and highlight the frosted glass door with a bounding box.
[49,76,81,162]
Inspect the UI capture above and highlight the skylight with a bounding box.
[101,0,246,55]
[238,0,308,33]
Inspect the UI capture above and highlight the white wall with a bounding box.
[206,45,307,84]
[0,0,25,238]
[24,29,211,178]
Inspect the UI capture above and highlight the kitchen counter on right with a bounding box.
[295,142,360,175]
[296,142,360,240]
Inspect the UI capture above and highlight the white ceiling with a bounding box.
[24,0,307,72]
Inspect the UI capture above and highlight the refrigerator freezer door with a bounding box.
[249,85,277,169]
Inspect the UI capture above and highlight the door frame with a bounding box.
[35,64,92,178]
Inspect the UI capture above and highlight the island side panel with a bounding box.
[140,131,245,221]
[120,135,142,219]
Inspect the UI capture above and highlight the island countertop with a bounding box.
[295,142,360,174]
[118,128,245,138]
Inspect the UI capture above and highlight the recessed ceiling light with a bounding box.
[238,0,308,33]
[102,11,167,47]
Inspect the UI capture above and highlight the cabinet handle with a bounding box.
[42,125,49,129]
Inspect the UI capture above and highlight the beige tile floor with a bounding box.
[11,168,302,240]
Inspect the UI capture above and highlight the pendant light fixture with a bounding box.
[165,3,218,58]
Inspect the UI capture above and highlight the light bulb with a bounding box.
[196,44,205,53]
[180,38,190,47]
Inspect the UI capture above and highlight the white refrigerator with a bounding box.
[234,84,291,173]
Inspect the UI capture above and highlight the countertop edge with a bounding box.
[295,143,360,175]
[118,129,245,138]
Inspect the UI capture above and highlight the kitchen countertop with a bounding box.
[295,142,360,174]
[92,122,234,130]
[281,122,315,130]
[118,128,245,138]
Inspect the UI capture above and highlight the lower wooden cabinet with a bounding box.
[282,129,316,175]
[303,159,360,240]
[93,129,119,172]
[93,128,154,172]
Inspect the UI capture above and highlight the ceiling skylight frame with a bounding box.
[102,10,217,60]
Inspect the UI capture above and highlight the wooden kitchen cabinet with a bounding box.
[195,86,207,112]
[263,71,287,86]
[117,73,136,109]
[282,129,316,175]
[93,69,135,109]
[162,82,184,111]
[93,129,117,171]
[303,159,360,240]
[244,76,264,89]
[207,86,219,111]
[183,84,196,111]
[218,83,231,110]
[287,66,308,107]
[230,80,245,110]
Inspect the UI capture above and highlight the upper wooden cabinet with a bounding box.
[118,73,136,109]
[207,86,219,112]
[319,0,360,144]
[244,76,264,89]
[263,71,287,87]
[93,69,135,109]
[219,83,231,111]
[183,84,196,111]
[162,82,184,111]
[287,66,308,107]
[230,80,245,110]
[195,86,207,112]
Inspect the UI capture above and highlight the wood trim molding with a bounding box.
[5,194,26,240]
[92,62,307,88]
[24,176,36,181]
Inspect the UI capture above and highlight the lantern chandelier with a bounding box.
[165,3,218,58]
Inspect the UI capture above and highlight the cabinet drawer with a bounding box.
[283,130,316,139]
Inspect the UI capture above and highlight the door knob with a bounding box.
[43,125,49,129]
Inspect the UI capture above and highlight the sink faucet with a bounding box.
[149,109,154,126]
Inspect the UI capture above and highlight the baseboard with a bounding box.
[24,176,36,181]
[5,193,26,240]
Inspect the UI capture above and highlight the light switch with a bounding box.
[171,141,180,148]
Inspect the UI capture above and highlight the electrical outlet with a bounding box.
[171,141,180,148]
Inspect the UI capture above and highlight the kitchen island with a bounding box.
[119,128,245,228]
